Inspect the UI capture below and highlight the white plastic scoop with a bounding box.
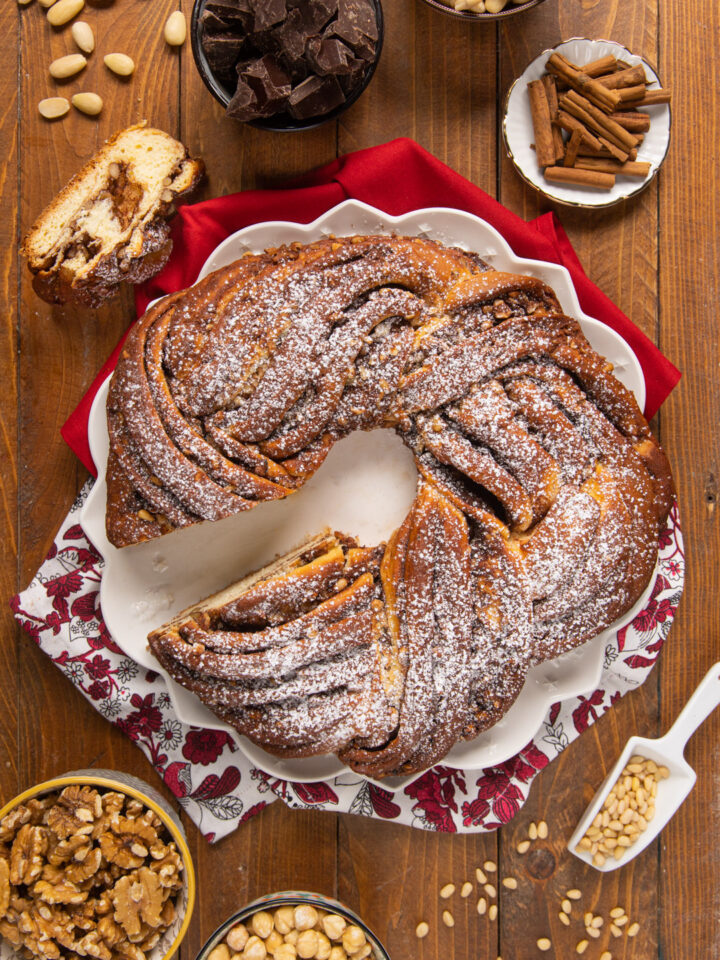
[568,660,720,872]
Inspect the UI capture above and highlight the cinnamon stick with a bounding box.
[575,158,651,178]
[617,84,647,103]
[554,109,603,151]
[610,111,650,132]
[544,166,615,190]
[560,89,638,153]
[541,75,565,161]
[563,129,583,167]
[577,144,638,161]
[546,53,621,114]
[635,88,672,106]
[574,54,618,78]
[596,64,646,89]
[527,79,557,168]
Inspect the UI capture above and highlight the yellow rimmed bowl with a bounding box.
[196,891,391,960]
[0,769,195,960]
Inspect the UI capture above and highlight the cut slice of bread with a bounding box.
[21,122,204,308]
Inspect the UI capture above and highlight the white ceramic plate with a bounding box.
[503,38,671,209]
[82,200,650,786]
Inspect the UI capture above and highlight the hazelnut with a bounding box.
[209,947,231,960]
[275,946,297,960]
[226,925,249,952]
[265,930,283,953]
[322,915,347,941]
[294,905,319,931]
[251,912,274,940]
[285,930,299,946]
[275,907,295,936]
[329,949,348,960]
[242,937,267,960]
[296,930,319,959]
[315,932,332,960]
[341,927,366,953]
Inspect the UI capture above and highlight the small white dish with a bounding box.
[503,37,671,209]
[81,199,650,786]
[568,661,720,871]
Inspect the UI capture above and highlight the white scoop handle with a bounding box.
[658,661,720,757]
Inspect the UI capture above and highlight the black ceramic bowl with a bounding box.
[419,0,548,21]
[190,0,384,131]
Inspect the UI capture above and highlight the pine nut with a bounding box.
[415,922,429,939]
[537,820,548,839]
[18,0,34,6]
[628,922,640,937]
[104,53,135,76]
[460,882,472,898]
[600,953,612,960]
[71,20,94,53]
[559,912,570,926]
[47,0,83,25]
[576,941,589,955]
[609,907,625,918]
[502,877,517,890]
[592,852,606,866]
[38,96,69,119]
[442,911,454,928]
[164,10,187,46]
[536,939,551,952]
[610,924,622,937]
[614,915,628,926]
[489,904,497,921]
[49,53,87,78]
[528,822,538,840]
[439,883,455,899]
[583,913,593,927]
[587,927,601,939]
[566,889,582,900]
[476,867,487,884]
[39,0,56,7]
[562,899,571,914]
[477,897,487,915]
[484,860,497,873]
[591,915,604,928]
[484,884,496,899]
[71,92,102,115]
[517,840,531,854]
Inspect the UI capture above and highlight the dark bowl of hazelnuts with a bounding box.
[191,0,384,131]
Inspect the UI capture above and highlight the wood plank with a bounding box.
[0,0,20,802]
[658,0,720,955]
[338,0,498,191]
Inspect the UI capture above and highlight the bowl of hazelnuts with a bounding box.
[200,892,390,960]
[0,769,195,960]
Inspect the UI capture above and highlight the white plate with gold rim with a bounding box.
[503,38,671,209]
[81,199,650,786]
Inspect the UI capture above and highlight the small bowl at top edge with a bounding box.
[0,769,195,960]
[196,891,391,960]
[417,0,548,23]
[190,0,384,132]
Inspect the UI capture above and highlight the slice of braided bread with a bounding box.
[21,123,204,308]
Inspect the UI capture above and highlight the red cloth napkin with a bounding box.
[62,137,679,475]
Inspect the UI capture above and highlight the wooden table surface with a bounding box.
[2,0,719,958]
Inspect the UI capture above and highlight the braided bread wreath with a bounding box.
[104,225,674,780]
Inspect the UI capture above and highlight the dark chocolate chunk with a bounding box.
[254,0,287,31]
[227,79,260,121]
[335,0,378,44]
[288,73,345,118]
[242,54,292,115]
[202,34,247,77]
[306,36,355,75]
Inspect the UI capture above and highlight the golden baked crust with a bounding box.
[21,123,204,308]
[105,234,674,777]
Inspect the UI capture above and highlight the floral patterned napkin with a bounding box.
[11,484,684,841]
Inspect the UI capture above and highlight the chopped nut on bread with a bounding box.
[21,122,204,308]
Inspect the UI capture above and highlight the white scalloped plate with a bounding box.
[503,38,671,209]
[82,200,652,786]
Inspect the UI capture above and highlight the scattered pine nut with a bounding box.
[484,884,497,899]
[587,927,601,940]
[104,53,135,77]
[483,860,497,873]
[439,883,455,899]
[47,0,84,26]
[489,905,498,921]
[537,820,548,839]
[18,0,34,6]
[38,96,69,119]
[614,915,628,927]
[559,912,570,926]
[583,912,593,927]
[590,916,604,929]
[477,897,487,916]
[71,92,102,116]
[528,822,538,840]
[610,924,622,938]
[517,840,531,854]
[460,882,472,898]
[562,899,572,914]
[567,889,582,900]
[442,910,454,928]
[415,922,429,939]
[49,53,87,79]
[576,940,589,955]
[627,922,640,937]
[502,877,517,890]
[536,938,551,952]
[71,20,94,54]
[476,867,488,885]
[164,10,187,46]
[600,953,612,960]
[609,907,625,919]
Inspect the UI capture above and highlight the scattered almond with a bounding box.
[38,96,69,119]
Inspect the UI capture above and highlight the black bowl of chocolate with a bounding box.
[191,0,384,131]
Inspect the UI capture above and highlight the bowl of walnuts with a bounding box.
[199,891,390,960]
[0,769,195,960]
